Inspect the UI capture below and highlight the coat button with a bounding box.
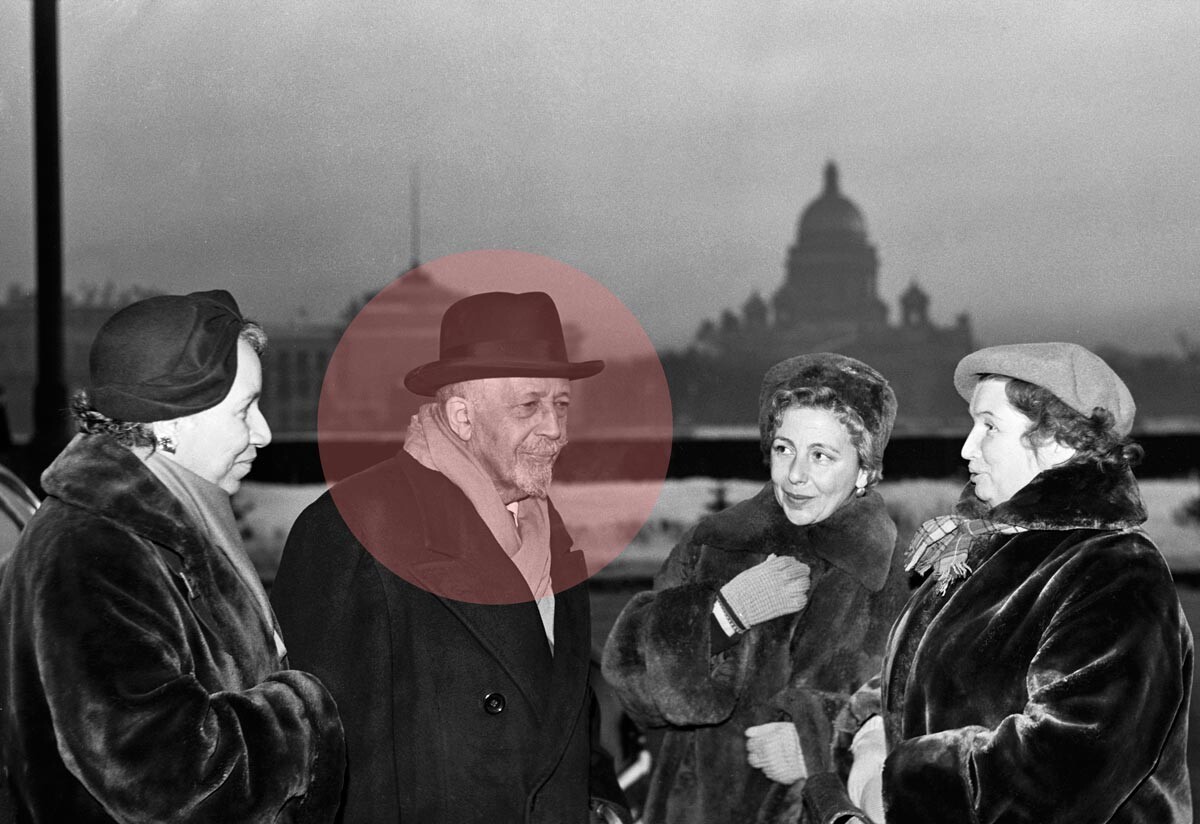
[482,692,506,714]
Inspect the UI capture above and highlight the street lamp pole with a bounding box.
[31,0,67,476]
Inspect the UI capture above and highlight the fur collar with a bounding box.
[954,458,1147,531]
[40,434,208,564]
[691,484,896,591]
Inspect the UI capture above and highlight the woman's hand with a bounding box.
[745,721,806,784]
[720,554,810,629]
[847,715,885,821]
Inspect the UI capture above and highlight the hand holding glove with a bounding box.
[720,554,810,630]
[745,721,806,785]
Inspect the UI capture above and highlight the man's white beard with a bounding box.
[513,452,557,498]
[513,435,566,498]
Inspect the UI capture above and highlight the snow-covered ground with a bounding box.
[238,476,1200,584]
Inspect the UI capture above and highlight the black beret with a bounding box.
[89,289,246,422]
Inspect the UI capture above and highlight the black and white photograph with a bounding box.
[1,2,1199,822]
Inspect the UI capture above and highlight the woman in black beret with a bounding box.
[601,353,908,824]
[811,342,1192,824]
[0,290,344,823]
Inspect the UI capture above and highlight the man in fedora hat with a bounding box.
[271,291,630,824]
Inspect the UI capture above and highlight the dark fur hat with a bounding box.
[757,353,897,465]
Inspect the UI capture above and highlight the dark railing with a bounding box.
[245,433,1200,485]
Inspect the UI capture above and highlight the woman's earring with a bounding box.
[158,436,177,455]
[854,484,867,498]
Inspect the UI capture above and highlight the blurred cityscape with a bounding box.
[2,162,1199,444]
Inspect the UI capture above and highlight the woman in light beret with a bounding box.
[0,290,344,823]
[602,353,909,824]
[809,342,1192,824]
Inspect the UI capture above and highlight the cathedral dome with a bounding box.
[798,162,868,244]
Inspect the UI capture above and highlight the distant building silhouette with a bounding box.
[1,164,1196,442]
[0,284,161,437]
[304,264,465,437]
[0,270,645,444]
[259,317,340,436]
[663,161,975,435]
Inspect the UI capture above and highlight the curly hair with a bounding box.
[763,385,883,487]
[984,375,1143,469]
[70,392,158,447]
[72,321,269,447]
[239,321,268,355]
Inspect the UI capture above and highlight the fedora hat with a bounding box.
[404,291,605,396]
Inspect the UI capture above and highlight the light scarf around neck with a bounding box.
[404,402,556,646]
[143,450,286,660]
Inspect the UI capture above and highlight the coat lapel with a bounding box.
[438,596,554,720]
[40,434,212,568]
[432,496,587,733]
[405,454,596,722]
[422,501,554,719]
[529,580,592,784]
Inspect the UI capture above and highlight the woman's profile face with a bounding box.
[769,406,867,526]
[961,378,1072,508]
[166,339,272,494]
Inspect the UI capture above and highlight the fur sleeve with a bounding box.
[601,531,743,728]
[32,516,345,824]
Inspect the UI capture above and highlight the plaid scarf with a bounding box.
[904,515,1028,595]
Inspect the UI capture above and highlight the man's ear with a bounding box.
[443,396,473,441]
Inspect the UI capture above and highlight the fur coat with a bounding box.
[873,459,1194,823]
[0,434,345,823]
[601,484,906,824]
[270,449,627,824]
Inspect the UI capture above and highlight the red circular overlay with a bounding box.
[317,249,673,604]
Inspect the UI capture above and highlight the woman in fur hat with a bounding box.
[810,342,1192,823]
[601,353,908,823]
[0,291,344,823]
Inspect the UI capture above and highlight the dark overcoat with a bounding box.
[601,485,906,823]
[0,434,345,823]
[270,450,625,824]
[879,460,1193,823]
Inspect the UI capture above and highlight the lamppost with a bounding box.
[31,0,67,482]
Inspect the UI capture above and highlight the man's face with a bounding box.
[464,376,571,502]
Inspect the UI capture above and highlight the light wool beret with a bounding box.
[953,342,1135,436]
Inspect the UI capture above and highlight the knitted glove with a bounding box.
[847,715,885,821]
[745,722,806,785]
[719,554,810,629]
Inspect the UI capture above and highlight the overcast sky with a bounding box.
[2,1,1198,355]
